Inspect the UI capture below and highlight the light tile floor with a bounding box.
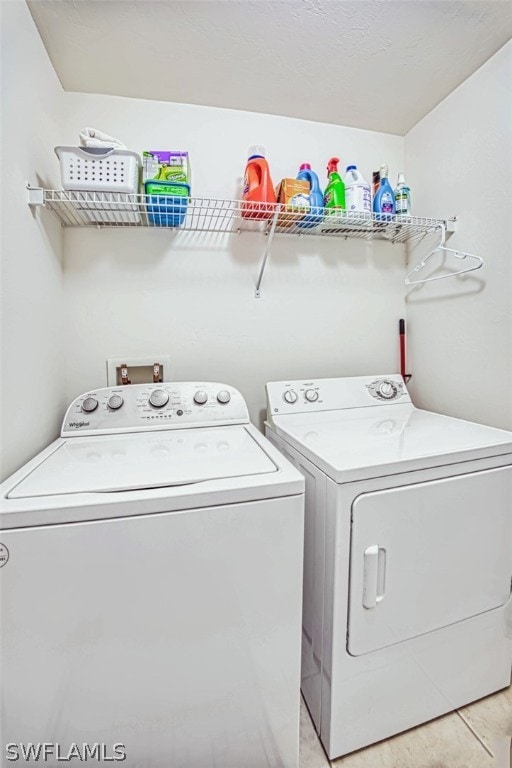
[300,685,512,767]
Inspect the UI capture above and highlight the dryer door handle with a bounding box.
[362,545,387,609]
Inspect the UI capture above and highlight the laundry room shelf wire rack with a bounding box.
[27,187,453,296]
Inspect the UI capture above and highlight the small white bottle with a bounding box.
[395,172,412,215]
[344,165,371,213]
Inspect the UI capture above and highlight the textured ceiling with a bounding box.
[27,0,512,135]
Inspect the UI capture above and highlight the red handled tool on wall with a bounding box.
[399,319,411,383]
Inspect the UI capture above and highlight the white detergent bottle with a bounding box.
[343,165,371,213]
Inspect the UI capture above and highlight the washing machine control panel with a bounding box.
[62,383,248,436]
[266,375,411,417]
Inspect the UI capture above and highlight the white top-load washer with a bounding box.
[1,382,304,768]
[265,374,512,760]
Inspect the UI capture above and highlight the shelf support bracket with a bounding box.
[255,205,281,298]
[27,184,44,207]
[445,216,457,238]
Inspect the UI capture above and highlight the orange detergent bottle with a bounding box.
[241,145,277,219]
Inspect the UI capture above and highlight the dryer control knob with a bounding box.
[107,394,124,410]
[194,391,208,405]
[283,390,298,404]
[82,397,98,413]
[305,389,319,402]
[149,389,169,408]
[378,381,396,399]
[217,390,231,404]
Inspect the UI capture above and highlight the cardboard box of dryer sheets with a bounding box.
[143,151,191,185]
[275,178,310,227]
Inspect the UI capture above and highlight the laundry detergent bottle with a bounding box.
[324,157,346,213]
[373,164,395,216]
[395,172,412,215]
[241,145,277,219]
[344,165,371,213]
[296,163,323,228]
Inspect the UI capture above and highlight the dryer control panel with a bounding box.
[62,383,249,436]
[266,375,412,417]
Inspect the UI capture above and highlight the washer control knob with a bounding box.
[305,389,319,402]
[149,389,169,408]
[107,394,124,410]
[194,391,208,405]
[378,381,395,399]
[283,390,298,404]
[82,397,98,413]
[217,390,231,404]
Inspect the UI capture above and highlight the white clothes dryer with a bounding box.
[265,374,512,760]
[1,383,304,768]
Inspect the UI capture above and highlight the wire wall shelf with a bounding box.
[27,187,450,296]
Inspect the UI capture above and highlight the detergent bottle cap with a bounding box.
[327,157,340,175]
[346,165,357,171]
[379,164,389,179]
[397,172,406,186]
[248,145,265,159]
[299,163,311,171]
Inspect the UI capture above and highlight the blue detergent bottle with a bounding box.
[373,164,395,216]
[296,163,324,228]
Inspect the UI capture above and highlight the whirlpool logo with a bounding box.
[5,743,126,762]
[68,421,90,429]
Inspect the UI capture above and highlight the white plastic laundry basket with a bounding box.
[54,146,142,224]
[55,146,141,193]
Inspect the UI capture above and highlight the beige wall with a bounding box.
[0,0,65,480]
[405,41,512,429]
[61,93,406,428]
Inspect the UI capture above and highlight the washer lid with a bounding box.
[270,405,512,481]
[8,426,277,498]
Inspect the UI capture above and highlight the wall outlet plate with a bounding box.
[106,356,172,386]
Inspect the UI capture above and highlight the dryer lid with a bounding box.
[8,426,277,498]
[271,406,512,481]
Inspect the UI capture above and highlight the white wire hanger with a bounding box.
[405,223,484,285]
